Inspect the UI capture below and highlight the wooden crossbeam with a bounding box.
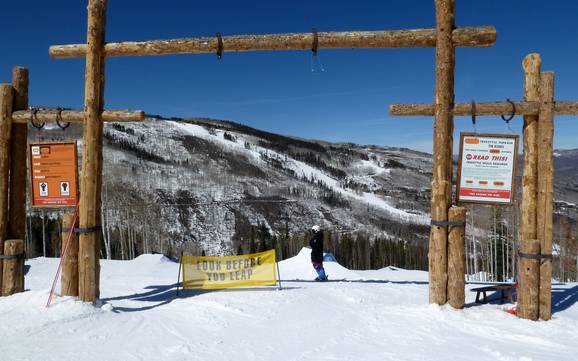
[49,26,496,58]
[389,101,578,116]
[11,109,145,123]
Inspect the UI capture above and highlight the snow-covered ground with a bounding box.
[1,249,577,361]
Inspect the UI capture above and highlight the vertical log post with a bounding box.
[0,84,14,293]
[78,0,107,302]
[538,71,554,321]
[61,213,79,297]
[429,0,455,304]
[448,206,466,309]
[8,67,29,246]
[2,239,24,296]
[518,53,541,320]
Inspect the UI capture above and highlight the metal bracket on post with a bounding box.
[518,251,553,261]
[216,32,223,60]
[311,28,319,56]
[0,253,24,260]
[62,225,101,234]
[430,220,466,227]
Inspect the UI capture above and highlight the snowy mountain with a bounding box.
[96,117,434,257]
[553,148,578,205]
[28,117,577,262]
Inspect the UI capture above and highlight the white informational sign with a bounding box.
[457,133,519,205]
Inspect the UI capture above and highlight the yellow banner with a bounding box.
[182,249,277,289]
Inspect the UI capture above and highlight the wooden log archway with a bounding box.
[44,0,496,306]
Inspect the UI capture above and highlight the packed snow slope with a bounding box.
[1,249,577,361]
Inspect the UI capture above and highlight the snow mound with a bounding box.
[129,253,177,264]
[356,266,429,283]
[278,247,363,281]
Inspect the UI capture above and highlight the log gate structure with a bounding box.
[391,54,578,320]
[46,0,497,305]
[0,0,569,321]
[0,65,145,298]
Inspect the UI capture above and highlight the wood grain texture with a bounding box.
[0,84,13,293]
[11,109,144,123]
[538,71,554,321]
[447,207,466,309]
[518,53,541,321]
[8,67,28,242]
[389,101,578,116]
[49,26,496,58]
[78,0,106,303]
[1,239,24,296]
[429,0,455,305]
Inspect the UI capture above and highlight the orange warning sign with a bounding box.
[29,142,78,207]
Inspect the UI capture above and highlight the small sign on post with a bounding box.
[456,133,519,205]
[29,142,78,208]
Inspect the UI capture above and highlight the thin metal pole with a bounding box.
[42,211,46,257]
[276,260,283,290]
[176,251,183,296]
[501,220,505,281]
[506,216,510,280]
[465,224,469,282]
[26,211,31,259]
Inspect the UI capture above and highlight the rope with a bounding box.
[501,99,516,133]
[501,99,516,122]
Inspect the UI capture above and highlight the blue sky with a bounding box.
[0,0,577,152]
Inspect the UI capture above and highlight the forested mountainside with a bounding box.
[26,117,577,278]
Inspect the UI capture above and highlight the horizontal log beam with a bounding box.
[11,109,145,123]
[49,26,496,58]
[389,101,578,117]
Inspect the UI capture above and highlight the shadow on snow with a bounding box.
[552,285,578,314]
[101,283,299,313]
[281,279,428,285]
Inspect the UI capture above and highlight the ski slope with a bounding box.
[172,121,430,225]
[1,249,577,361]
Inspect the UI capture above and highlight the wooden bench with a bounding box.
[471,284,516,304]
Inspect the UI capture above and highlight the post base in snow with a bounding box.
[1,239,24,296]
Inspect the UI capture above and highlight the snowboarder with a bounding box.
[309,225,327,281]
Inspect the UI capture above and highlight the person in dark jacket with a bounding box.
[309,225,327,281]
